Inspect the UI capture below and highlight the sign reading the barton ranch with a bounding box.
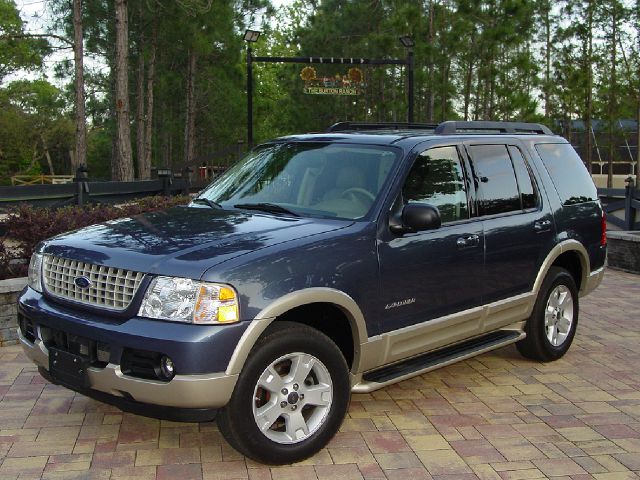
[300,66,366,95]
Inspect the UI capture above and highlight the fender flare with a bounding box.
[532,240,590,296]
[225,288,368,376]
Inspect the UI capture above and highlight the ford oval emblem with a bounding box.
[74,276,92,289]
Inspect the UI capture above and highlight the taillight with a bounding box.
[600,211,607,246]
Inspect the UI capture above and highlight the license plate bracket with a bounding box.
[49,347,89,390]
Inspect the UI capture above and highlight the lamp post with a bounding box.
[399,35,415,123]
[244,29,261,147]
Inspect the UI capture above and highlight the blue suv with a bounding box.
[18,121,606,463]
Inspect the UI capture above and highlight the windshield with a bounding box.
[197,142,399,220]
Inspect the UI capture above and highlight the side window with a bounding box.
[469,144,520,216]
[535,143,598,205]
[508,146,538,210]
[402,146,469,223]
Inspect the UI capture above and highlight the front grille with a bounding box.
[42,255,145,311]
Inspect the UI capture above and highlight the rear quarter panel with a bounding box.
[522,138,606,272]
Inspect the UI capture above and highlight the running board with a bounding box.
[352,330,525,393]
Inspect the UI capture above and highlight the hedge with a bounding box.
[0,195,191,280]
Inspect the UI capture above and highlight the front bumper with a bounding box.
[18,288,243,410]
[19,329,238,409]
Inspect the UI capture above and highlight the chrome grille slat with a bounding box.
[42,255,144,311]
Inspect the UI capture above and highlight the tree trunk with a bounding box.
[543,0,552,119]
[636,0,640,188]
[73,0,87,174]
[487,57,495,119]
[135,24,145,178]
[441,60,450,122]
[607,4,617,189]
[390,69,396,122]
[636,99,640,188]
[473,71,481,120]
[24,142,41,173]
[425,0,435,122]
[69,149,75,172]
[585,0,594,173]
[143,22,157,177]
[113,0,134,181]
[463,31,475,121]
[41,134,54,175]
[183,49,197,168]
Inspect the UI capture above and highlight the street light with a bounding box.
[399,35,415,49]
[244,29,261,43]
[398,36,415,122]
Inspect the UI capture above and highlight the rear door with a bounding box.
[377,143,485,333]
[465,141,554,303]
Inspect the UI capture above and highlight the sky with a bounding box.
[12,0,291,86]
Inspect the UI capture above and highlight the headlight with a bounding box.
[139,276,239,324]
[28,253,43,293]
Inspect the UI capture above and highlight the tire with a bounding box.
[517,266,579,362]
[217,321,350,464]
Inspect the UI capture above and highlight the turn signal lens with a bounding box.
[217,304,239,323]
[27,253,43,293]
[192,284,239,324]
[219,286,236,301]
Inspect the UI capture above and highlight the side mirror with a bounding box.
[390,203,441,234]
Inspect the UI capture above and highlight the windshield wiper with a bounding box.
[233,202,300,217]
[192,197,223,209]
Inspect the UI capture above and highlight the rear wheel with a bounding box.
[517,266,579,361]
[217,322,350,464]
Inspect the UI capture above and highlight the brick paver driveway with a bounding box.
[0,269,639,480]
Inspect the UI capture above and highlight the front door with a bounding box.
[377,144,485,334]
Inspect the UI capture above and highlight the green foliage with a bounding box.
[3,0,640,178]
[0,100,35,178]
[87,127,113,179]
[0,0,49,80]
[0,80,73,183]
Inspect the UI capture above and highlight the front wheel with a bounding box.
[517,266,579,362]
[217,322,350,464]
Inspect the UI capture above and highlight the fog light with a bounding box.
[160,355,175,380]
[96,343,111,363]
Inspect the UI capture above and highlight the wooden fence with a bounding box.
[10,175,75,186]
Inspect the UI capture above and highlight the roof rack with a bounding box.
[326,120,554,136]
[327,122,438,132]
[434,121,553,135]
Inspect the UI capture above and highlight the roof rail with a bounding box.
[327,122,438,132]
[434,121,553,135]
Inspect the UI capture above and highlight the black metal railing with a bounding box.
[598,177,639,231]
[0,166,192,211]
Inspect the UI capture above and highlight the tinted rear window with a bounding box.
[469,144,521,216]
[535,143,597,205]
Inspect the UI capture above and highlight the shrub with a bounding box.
[0,195,191,280]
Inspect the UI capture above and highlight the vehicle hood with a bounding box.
[42,206,352,279]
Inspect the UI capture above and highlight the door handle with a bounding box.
[534,219,552,232]
[457,234,480,248]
